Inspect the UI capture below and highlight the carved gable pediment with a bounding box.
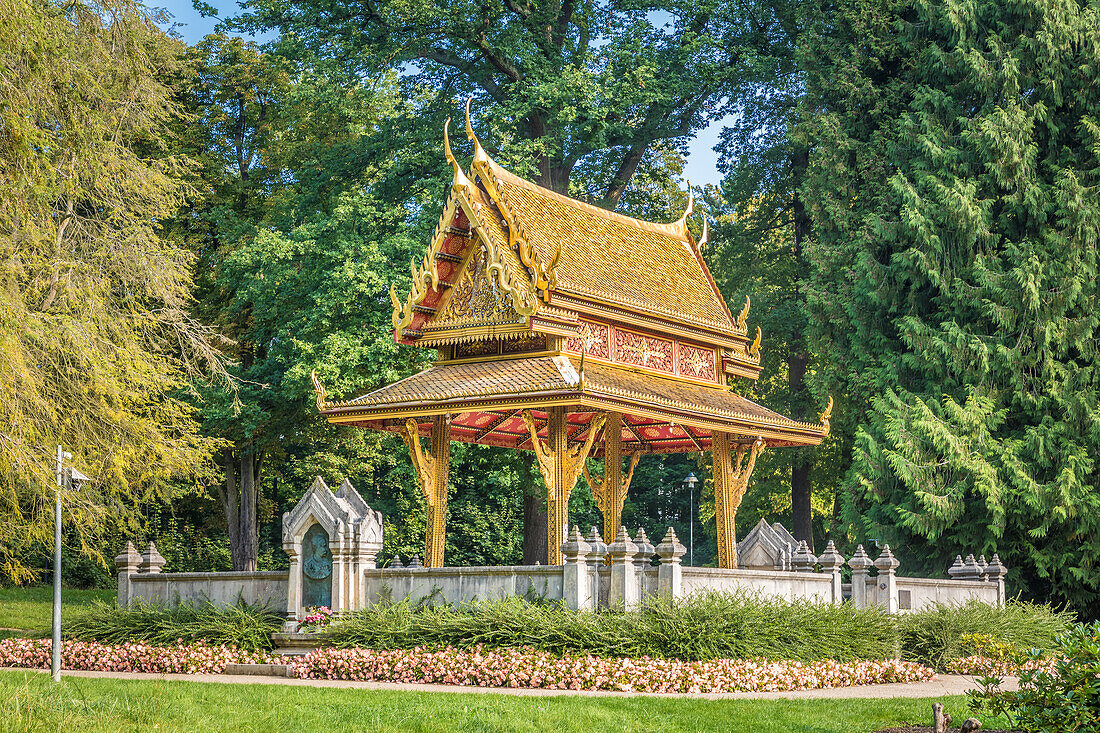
[737,518,796,570]
[429,243,524,331]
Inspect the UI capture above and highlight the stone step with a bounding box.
[272,647,314,657]
[223,663,295,677]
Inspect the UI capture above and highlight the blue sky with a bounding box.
[157,0,725,186]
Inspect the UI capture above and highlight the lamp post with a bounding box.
[51,448,88,683]
[683,472,698,566]
[52,446,69,682]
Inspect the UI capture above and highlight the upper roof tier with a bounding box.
[390,106,761,380]
[479,160,734,333]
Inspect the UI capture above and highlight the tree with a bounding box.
[0,0,225,581]
[799,0,1100,613]
[236,0,760,205]
[708,0,836,548]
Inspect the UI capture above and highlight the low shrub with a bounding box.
[0,638,274,674]
[968,622,1100,731]
[327,593,899,663]
[898,601,1072,670]
[64,600,282,651]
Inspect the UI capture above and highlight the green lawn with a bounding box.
[0,587,114,638]
[0,670,1001,733]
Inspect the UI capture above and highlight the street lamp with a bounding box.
[683,472,698,566]
[52,447,89,682]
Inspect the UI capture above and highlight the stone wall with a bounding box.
[360,565,563,606]
[129,571,288,608]
[114,524,1007,618]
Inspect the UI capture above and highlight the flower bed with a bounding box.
[0,638,275,674]
[294,645,935,693]
[0,638,934,692]
[944,655,1056,677]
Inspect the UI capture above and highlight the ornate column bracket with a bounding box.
[523,409,606,564]
[712,432,767,569]
[400,416,451,568]
[581,412,640,544]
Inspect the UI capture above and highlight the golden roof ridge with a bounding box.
[482,158,695,244]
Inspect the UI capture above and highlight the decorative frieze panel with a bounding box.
[678,343,716,381]
[563,319,722,383]
[565,319,610,359]
[614,328,674,373]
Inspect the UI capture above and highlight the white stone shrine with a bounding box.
[280,477,383,630]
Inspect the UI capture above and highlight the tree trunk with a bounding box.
[219,447,262,571]
[789,348,813,549]
[521,454,548,565]
[238,450,260,571]
[789,147,814,550]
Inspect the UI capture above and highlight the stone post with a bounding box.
[818,540,845,604]
[791,540,818,572]
[282,541,300,632]
[655,527,686,599]
[985,554,1008,605]
[959,554,982,581]
[633,527,655,597]
[114,542,141,607]
[977,555,989,582]
[608,527,639,611]
[331,519,347,612]
[848,545,873,608]
[947,555,965,580]
[562,526,592,611]
[139,542,165,574]
[584,527,606,611]
[874,545,900,613]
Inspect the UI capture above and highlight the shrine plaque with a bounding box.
[301,523,332,608]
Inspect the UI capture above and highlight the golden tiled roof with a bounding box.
[479,160,738,335]
[320,355,826,447]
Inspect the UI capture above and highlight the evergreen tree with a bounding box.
[799,0,1100,612]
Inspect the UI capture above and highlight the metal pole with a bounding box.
[689,484,694,567]
[52,445,63,682]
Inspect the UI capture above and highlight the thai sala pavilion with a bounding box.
[312,102,832,569]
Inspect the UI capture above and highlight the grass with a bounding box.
[65,600,283,651]
[0,587,114,639]
[899,600,1070,670]
[328,593,900,663]
[0,669,1007,733]
[327,593,1072,669]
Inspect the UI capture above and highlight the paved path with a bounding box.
[15,668,1018,700]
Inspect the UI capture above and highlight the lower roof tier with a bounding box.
[317,355,829,453]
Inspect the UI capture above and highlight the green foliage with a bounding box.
[330,596,1070,670]
[0,0,227,583]
[330,593,894,663]
[64,600,282,651]
[898,601,1071,671]
[969,622,1100,732]
[798,0,1100,614]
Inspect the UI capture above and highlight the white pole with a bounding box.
[52,446,64,682]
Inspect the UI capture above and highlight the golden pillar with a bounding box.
[400,416,451,568]
[582,412,640,544]
[712,432,766,568]
[524,408,605,565]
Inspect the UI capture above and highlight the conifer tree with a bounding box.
[799,0,1100,611]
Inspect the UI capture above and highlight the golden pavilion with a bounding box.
[313,103,831,569]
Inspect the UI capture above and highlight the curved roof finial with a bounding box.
[668,181,695,238]
[464,97,489,166]
[443,117,472,191]
[820,396,834,436]
[697,218,709,250]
